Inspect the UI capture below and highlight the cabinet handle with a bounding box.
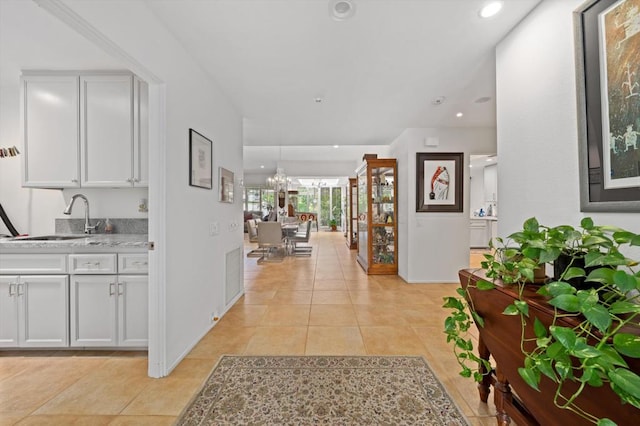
[126,178,133,183]
[9,283,17,296]
[71,179,78,183]
[17,283,24,296]
[109,283,115,296]
[134,178,140,183]
[118,282,124,296]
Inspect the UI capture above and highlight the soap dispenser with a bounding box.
[105,218,113,234]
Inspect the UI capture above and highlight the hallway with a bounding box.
[0,231,496,425]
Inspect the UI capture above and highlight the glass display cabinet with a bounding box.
[346,177,358,249]
[356,157,397,275]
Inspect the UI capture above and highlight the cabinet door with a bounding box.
[118,275,148,347]
[22,75,80,188]
[80,75,133,187]
[19,275,69,347]
[483,164,497,202]
[0,276,19,347]
[70,275,117,347]
[132,77,149,187]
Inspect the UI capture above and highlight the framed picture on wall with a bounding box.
[575,0,640,211]
[219,167,234,203]
[416,152,463,212]
[188,129,213,190]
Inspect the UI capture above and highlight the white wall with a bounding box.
[469,165,485,215]
[389,127,496,283]
[496,0,639,238]
[58,0,244,373]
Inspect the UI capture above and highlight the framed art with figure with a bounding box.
[188,129,212,190]
[575,0,640,211]
[416,152,463,213]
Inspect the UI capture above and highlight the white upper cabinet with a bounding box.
[21,71,148,188]
[483,164,498,202]
[80,75,133,187]
[22,75,80,188]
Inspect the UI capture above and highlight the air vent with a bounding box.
[225,247,243,305]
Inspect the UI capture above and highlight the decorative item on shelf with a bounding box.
[443,217,640,426]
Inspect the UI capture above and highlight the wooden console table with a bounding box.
[458,269,640,426]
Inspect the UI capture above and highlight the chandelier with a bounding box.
[266,168,289,190]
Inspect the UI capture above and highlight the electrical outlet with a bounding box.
[210,312,219,323]
[209,222,219,236]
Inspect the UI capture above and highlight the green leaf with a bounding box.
[599,345,629,369]
[548,294,581,312]
[613,231,636,244]
[547,341,566,359]
[597,418,617,426]
[588,253,630,267]
[443,297,465,311]
[533,317,547,338]
[543,281,576,297]
[583,235,611,247]
[523,217,540,233]
[585,251,604,268]
[476,280,495,291]
[539,247,561,263]
[608,368,640,399]
[582,304,611,333]
[613,333,640,358]
[536,357,557,381]
[502,304,520,316]
[581,217,594,230]
[609,301,640,314]
[572,341,601,359]
[550,326,577,350]
[613,271,638,292]
[631,235,640,247]
[471,311,485,328]
[521,247,540,260]
[518,367,540,391]
[563,267,586,281]
[459,367,472,378]
[555,361,573,380]
[455,287,467,297]
[586,267,615,285]
[514,300,529,317]
[576,290,599,308]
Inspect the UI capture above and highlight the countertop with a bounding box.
[0,234,148,253]
[470,216,498,221]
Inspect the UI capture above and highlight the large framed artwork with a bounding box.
[189,129,213,190]
[575,0,640,211]
[416,152,463,213]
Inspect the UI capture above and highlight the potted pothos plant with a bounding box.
[444,217,640,426]
[329,218,337,231]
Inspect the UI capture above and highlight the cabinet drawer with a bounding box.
[69,254,116,274]
[118,253,148,274]
[0,254,68,274]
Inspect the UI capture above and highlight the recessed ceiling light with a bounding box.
[333,145,339,148]
[260,165,265,169]
[480,1,503,18]
[469,165,473,168]
[329,0,356,21]
[486,158,493,162]
[456,112,463,118]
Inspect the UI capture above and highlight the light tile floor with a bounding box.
[0,232,497,425]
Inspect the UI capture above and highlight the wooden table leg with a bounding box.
[494,366,512,426]
[477,335,492,403]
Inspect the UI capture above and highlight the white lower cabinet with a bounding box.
[0,275,69,348]
[70,274,148,348]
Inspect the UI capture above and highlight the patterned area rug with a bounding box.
[176,355,469,425]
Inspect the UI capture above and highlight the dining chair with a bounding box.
[290,220,312,256]
[246,219,265,258]
[257,221,285,263]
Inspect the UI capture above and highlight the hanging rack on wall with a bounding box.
[0,146,20,158]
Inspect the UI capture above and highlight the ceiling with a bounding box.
[1,0,539,174]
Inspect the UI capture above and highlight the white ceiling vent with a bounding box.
[329,0,356,21]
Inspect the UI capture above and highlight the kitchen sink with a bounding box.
[13,235,86,241]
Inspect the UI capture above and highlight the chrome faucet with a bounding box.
[64,194,100,234]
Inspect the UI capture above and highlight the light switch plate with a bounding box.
[209,222,219,236]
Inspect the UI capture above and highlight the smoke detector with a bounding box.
[329,0,356,21]
[431,96,446,106]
